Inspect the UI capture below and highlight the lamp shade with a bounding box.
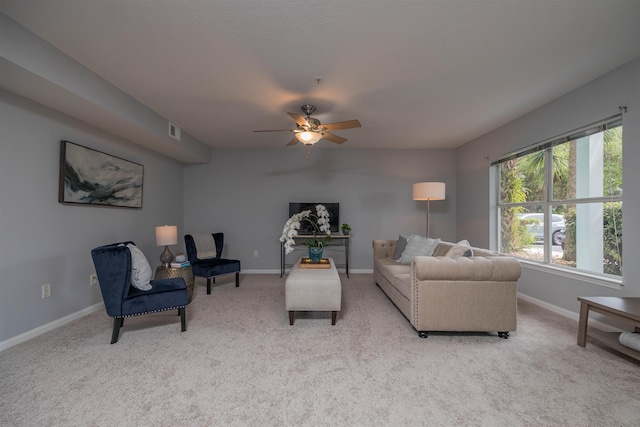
[295,131,323,145]
[155,225,178,246]
[413,182,446,200]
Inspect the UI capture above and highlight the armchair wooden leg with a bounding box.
[179,308,186,332]
[235,272,240,287]
[207,278,212,294]
[111,317,124,344]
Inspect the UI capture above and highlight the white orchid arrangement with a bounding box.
[280,204,331,254]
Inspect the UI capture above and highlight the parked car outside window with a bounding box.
[517,213,565,246]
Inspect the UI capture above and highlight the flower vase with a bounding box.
[308,247,323,264]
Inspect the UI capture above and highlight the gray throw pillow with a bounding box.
[394,234,410,260]
[397,235,441,264]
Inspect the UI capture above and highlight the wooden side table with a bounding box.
[155,266,195,303]
[577,296,640,361]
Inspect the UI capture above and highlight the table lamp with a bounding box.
[156,225,178,267]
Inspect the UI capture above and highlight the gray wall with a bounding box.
[456,58,640,314]
[0,90,185,343]
[183,148,457,272]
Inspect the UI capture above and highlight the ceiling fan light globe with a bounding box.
[296,131,322,144]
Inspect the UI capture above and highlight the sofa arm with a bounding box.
[373,240,397,260]
[412,256,522,282]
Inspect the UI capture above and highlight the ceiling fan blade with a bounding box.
[321,119,362,131]
[253,129,292,132]
[286,137,299,146]
[288,112,308,127]
[322,132,348,144]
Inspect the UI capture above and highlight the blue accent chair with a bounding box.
[91,241,188,344]
[185,233,241,294]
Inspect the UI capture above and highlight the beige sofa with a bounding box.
[372,239,522,338]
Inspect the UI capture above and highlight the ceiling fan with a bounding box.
[254,104,362,146]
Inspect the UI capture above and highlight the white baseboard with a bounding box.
[517,292,621,333]
[0,303,103,352]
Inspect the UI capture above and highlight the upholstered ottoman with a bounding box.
[285,257,342,325]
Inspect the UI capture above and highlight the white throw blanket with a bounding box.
[618,331,640,352]
[193,233,216,259]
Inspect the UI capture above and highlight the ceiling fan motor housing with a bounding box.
[300,104,317,116]
[299,117,322,131]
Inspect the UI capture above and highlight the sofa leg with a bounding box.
[180,308,186,332]
[207,278,212,294]
[289,311,294,325]
[235,272,240,287]
[418,331,429,338]
[498,332,510,339]
[331,311,337,325]
[111,318,124,344]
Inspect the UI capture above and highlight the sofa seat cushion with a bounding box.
[375,258,412,298]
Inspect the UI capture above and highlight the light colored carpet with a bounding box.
[1,273,639,426]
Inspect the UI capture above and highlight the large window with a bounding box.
[495,115,623,280]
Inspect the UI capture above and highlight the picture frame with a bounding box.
[59,140,143,208]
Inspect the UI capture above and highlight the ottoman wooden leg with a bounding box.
[332,311,337,325]
[289,311,294,325]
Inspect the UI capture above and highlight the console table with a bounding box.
[281,234,350,278]
[577,296,640,361]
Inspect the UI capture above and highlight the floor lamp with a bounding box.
[413,182,446,237]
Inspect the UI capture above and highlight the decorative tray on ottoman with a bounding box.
[299,258,331,269]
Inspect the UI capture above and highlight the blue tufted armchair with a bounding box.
[184,233,241,294]
[91,241,188,344]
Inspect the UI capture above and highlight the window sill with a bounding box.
[517,259,623,290]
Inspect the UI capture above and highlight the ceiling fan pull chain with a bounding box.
[306,147,311,160]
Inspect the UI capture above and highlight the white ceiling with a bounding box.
[2,0,640,150]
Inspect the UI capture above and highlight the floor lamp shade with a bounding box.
[413,182,446,237]
[413,182,446,201]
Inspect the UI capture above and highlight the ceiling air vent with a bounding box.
[168,122,181,141]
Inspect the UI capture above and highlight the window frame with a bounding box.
[493,114,623,287]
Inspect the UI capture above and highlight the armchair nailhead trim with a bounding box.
[115,304,187,318]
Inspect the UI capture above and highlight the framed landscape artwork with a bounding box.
[59,140,143,208]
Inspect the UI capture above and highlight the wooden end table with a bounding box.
[577,296,640,361]
[155,265,195,303]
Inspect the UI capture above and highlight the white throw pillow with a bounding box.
[127,244,152,291]
[445,240,474,259]
[397,235,441,264]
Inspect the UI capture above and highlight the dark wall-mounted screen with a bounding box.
[288,202,339,234]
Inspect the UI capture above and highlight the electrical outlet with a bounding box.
[90,274,98,286]
[42,283,51,299]
[254,250,259,258]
